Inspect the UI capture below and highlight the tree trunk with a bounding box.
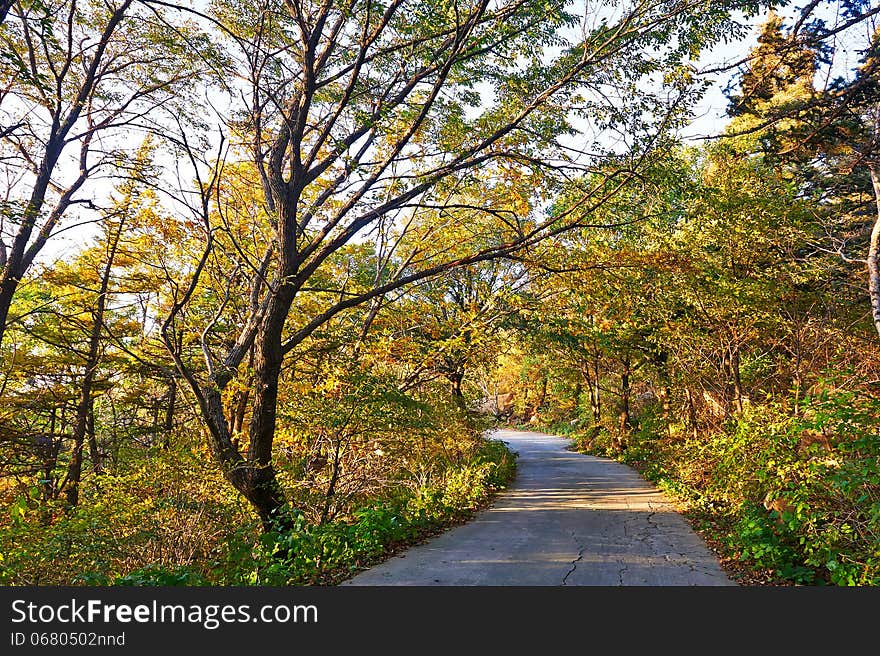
[721,341,744,415]
[686,387,698,438]
[244,292,291,528]
[536,375,548,410]
[0,0,14,25]
[195,382,290,533]
[0,145,61,348]
[87,405,101,474]
[581,350,602,426]
[654,349,671,432]
[162,377,177,449]
[63,327,101,507]
[787,311,804,415]
[448,371,466,410]
[63,220,122,507]
[229,388,250,437]
[150,395,161,434]
[229,463,290,532]
[618,352,632,435]
[730,344,744,413]
[868,165,880,339]
[320,438,344,525]
[228,345,255,439]
[41,408,59,502]
[0,275,18,349]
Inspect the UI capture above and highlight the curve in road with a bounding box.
[341,429,735,586]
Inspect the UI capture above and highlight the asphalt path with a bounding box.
[341,428,735,586]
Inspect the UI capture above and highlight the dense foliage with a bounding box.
[1,406,515,585]
[1,0,879,586]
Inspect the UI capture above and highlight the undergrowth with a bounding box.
[0,436,516,586]
[542,386,880,586]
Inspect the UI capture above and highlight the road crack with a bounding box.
[562,534,586,586]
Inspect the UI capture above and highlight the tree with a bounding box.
[158,0,749,529]
[837,26,880,336]
[0,147,174,509]
[728,11,818,120]
[721,4,880,338]
[59,151,160,507]
[0,0,212,348]
[414,263,524,403]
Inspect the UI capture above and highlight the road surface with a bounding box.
[341,429,735,586]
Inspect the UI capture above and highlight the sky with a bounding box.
[684,14,761,142]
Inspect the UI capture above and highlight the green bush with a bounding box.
[112,566,208,586]
[230,437,517,586]
[731,504,818,585]
[0,425,517,587]
[570,386,880,586]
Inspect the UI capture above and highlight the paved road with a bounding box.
[341,429,735,586]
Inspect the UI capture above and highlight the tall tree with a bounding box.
[59,150,157,507]
[722,4,880,338]
[161,0,748,529]
[0,0,211,348]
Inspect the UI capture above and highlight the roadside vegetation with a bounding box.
[2,408,515,585]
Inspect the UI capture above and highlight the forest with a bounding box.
[0,0,878,587]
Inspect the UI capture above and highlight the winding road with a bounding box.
[341,429,735,586]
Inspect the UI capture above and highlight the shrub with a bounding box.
[235,437,517,586]
[570,387,880,586]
